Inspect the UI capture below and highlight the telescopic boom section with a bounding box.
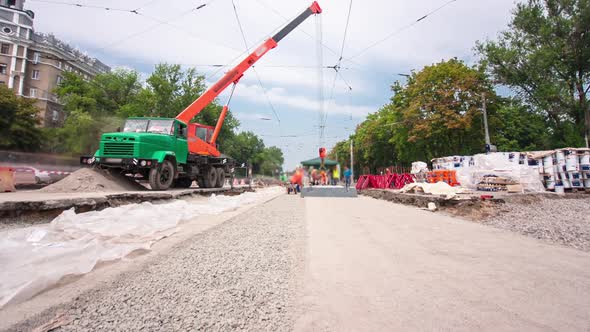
[175,1,322,124]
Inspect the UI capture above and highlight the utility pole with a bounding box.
[482,93,491,147]
[350,139,354,183]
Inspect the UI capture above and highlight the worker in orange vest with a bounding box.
[290,168,303,193]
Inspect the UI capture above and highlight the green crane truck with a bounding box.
[80,2,323,190]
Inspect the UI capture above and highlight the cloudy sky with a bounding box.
[27,0,517,169]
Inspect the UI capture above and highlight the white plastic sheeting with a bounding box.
[0,188,281,308]
[456,154,545,192]
[400,182,465,199]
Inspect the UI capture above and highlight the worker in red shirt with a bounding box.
[290,168,303,193]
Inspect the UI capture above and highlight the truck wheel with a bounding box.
[203,167,217,189]
[215,168,225,188]
[149,160,175,190]
[174,177,193,188]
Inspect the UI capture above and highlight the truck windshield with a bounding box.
[123,119,148,133]
[123,119,174,135]
[147,119,174,135]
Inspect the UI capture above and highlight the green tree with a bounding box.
[489,97,551,151]
[0,85,43,151]
[53,71,130,154]
[329,59,551,173]
[395,59,491,160]
[328,139,351,168]
[477,0,590,146]
[256,146,284,176]
[225,131,265,165]
[137,64,239,149]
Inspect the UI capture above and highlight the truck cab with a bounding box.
[81,117,233,190]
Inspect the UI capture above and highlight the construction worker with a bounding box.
[344,166,352,191]
[310,167,319,186]
[332,167,340,185]
[320,169,327,185]
[290,168,303,193]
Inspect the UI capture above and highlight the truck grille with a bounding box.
[103,142,135,156]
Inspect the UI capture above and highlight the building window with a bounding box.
[0,64,6,74]
[57,61,62,69]
[0,44,9,55]
[52,110,59,122]
[31,69,39,80]
[33,52,40,64]
[29,88,37,97]
[7,0,16,7]
[56,75,63,84]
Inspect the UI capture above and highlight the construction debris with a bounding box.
[39,168,145,193]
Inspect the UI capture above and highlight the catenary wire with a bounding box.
[231,0,281,124]
[250,0,362,69]
[349,0,458,59]
[321,0,353,138]
[28,0,141,13]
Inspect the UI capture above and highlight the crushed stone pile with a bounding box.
[39,168,145,193]
[484,196,590,252]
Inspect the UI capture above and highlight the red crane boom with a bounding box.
[176,1,322,125]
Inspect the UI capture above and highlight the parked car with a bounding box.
[14,167,52,185]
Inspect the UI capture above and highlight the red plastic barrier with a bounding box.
[356,173,415,191]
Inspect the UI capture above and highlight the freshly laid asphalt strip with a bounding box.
[6,195,305,331]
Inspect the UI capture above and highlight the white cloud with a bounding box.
[234,112,273,121]
[233,83,376,118]
[28,0,515,89]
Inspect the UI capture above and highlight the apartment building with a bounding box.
[0,0,110,127]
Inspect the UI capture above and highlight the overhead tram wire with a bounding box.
[316,13,325,147]
[135,11,243,53]
[321,0,353,141]
[230,0,281,124]
[37,0,231,54]
[349,0,458,60]
[204,7,311,82]
[28,0,142,13]
[250,0,362,70]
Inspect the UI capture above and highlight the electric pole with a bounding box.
[350,139,354,183]
[482,93,491,147]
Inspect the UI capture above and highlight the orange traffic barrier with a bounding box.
[426,170,460,186]
[0,167,15,192]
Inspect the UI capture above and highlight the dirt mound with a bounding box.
[39,168,146,193]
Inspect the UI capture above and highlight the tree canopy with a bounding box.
[477,0,590,146]
[224,131,284,176]
[39,64,284,175]
[0,84,43,151]
[330,59,550,174]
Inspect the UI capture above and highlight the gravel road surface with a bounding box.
[3,193,590,331]
[484,196,590,251]
[5,195,305,331]
[295,196,590,331]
